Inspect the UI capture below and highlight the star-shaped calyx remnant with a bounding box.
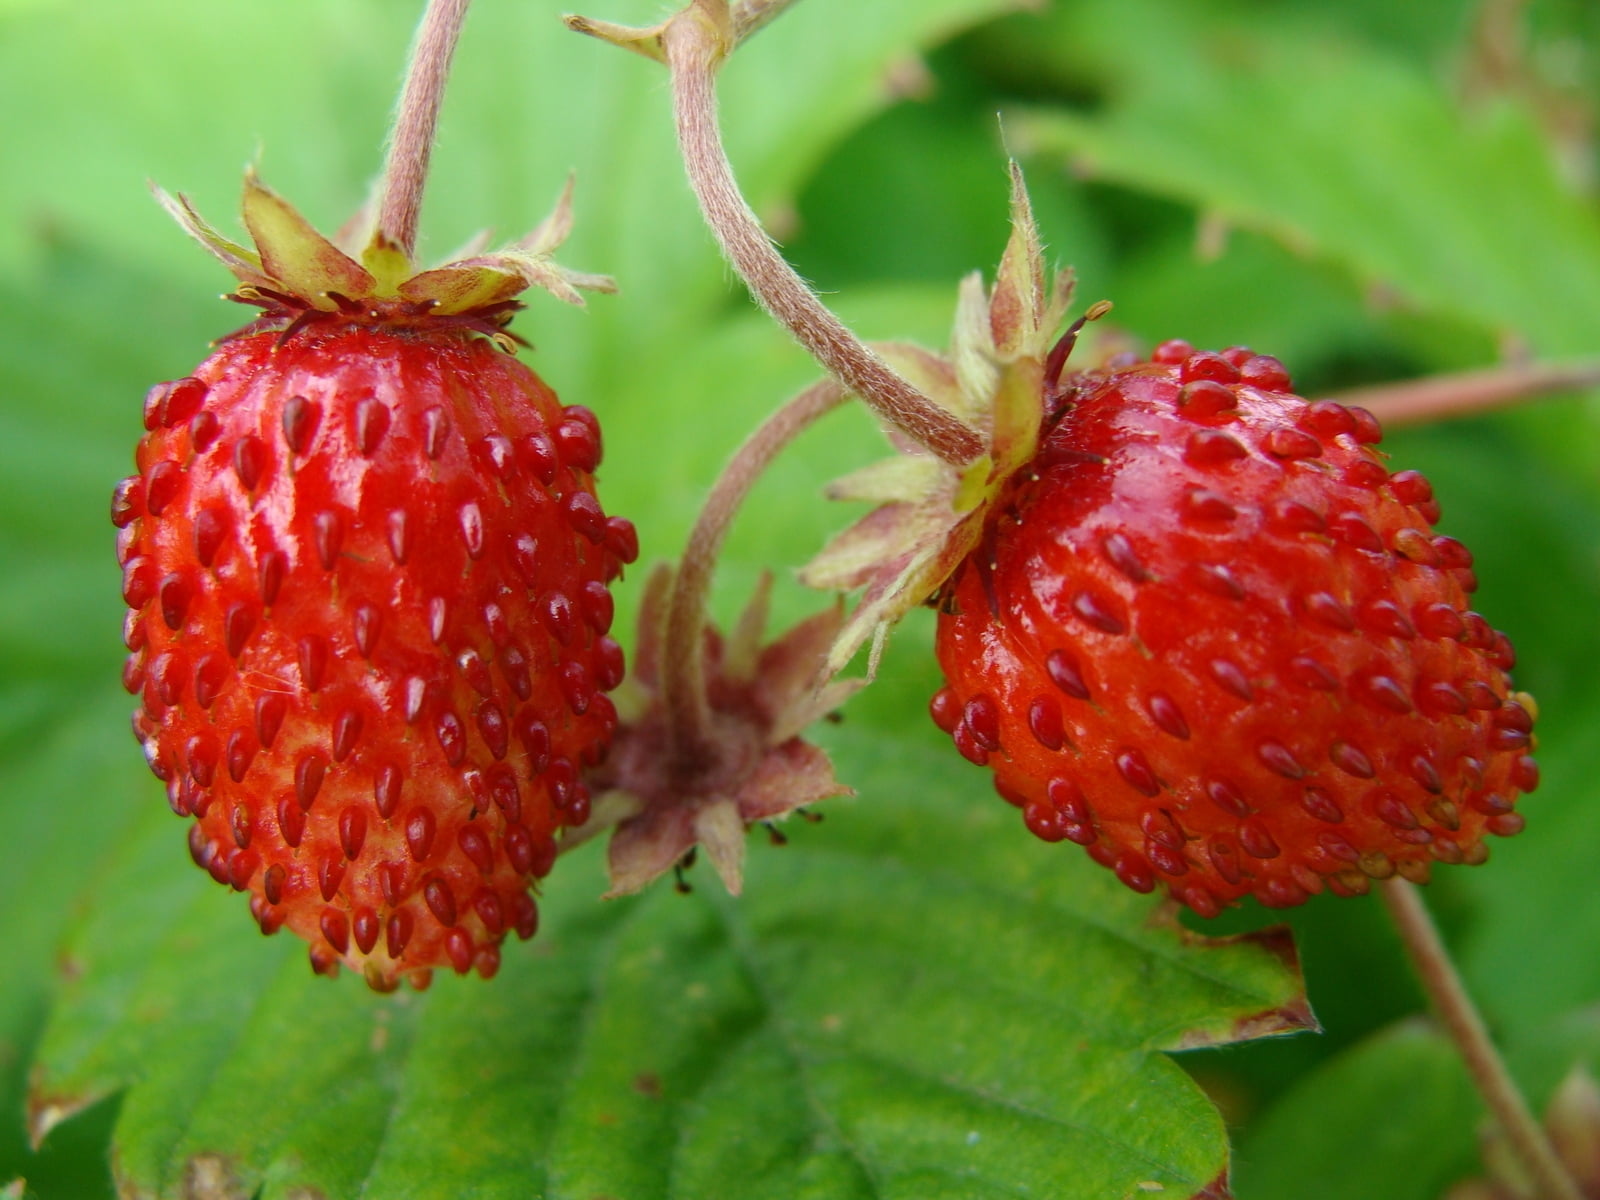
[586,567,862,896]
[157,167,614,342]
[799,162,1103,675]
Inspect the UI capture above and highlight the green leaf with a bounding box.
[0,690,152,1200]
[1234,1006,1600,1200]
[784,74,1112,298]
[1456,693,1600,1032]
[30,698,1306,1199]
[1097,226,1495,396]
[1230,1020,1480,1200]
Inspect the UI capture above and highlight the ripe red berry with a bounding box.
[118,176,629,988]
[931,343,1536,914]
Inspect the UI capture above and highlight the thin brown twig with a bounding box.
[1381,879,1583,1200]
[1336,359,1600,429]
[377,0,474,257]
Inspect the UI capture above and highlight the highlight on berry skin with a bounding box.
[929,340,1536,915]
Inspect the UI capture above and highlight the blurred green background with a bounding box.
[1,0,1597,1197]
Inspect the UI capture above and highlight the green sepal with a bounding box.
[156,170,615,323]
[240,170,375,308]
[151,184,267,285]
[800,162,1079,676]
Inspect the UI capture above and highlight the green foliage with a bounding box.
[1,0,1597,1197]
[1231,1020,1481,1200]
[26,699,1306,1199]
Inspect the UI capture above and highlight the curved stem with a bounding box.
[663,379,849,765]
[730,0,803,43]
[1381,879,1583,1200]
[1338,359,1600,429]
[377,0,474,256]
[657,17,983,466]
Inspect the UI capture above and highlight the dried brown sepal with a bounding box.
[1157,920,1320,1050]
[589,567,860,896]
[26,1079,107,1151]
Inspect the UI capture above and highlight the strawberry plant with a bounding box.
[2,0,1599,1198]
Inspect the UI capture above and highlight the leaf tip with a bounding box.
[26,1082,110,1151]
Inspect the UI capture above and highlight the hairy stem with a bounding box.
[657,16,982,465]
[663,379,849,765]
[730,0,803,42]
[377,0,474,256]
[1381,879,1582,1200]
[1339,359,1600,429]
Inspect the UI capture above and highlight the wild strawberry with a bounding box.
[114,174,632,989]
[929,341,1537,914]
[797,167,1534,913]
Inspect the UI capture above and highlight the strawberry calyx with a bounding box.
[799,164,1094,676]
[156,169,615,350]
[585,567,860,896]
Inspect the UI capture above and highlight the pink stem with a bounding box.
[1338,359,1600,429]
[656,17,982,466]
[376,0,474,256]
[730,0,803,43]
[663,378,848,766]
[1381,879,1582,1200]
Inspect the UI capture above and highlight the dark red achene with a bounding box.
[932,341,1535,914]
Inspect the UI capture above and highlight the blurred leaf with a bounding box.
[1508,1007,1600,1112]
[1455,693,1600,1032]
[784,70,1112,297]
[959,0,1487,101]
[1230,1019,1480,1200]
[1234,1005,1600,1200]
[1013,20,1600,360]
[1092,225,1492,392]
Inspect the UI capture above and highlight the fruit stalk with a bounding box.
[654,8,983,466]
[729,0,803,42]
[663,377,848,766]
[377,0,474,255]
[1337,358,1600,429]
[1381,878,1583,1200]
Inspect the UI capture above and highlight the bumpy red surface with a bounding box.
[115,325,636,988]
[932,341,1536,914]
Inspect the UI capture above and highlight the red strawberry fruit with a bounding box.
[929,340,1537,914]
[114,175,633,989]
